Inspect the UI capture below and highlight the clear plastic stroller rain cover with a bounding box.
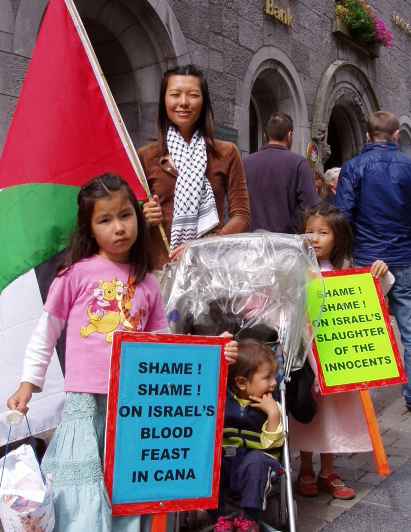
[165,232,322,372]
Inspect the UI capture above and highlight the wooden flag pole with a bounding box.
[151,513,168,532]
[359,389,391,477]
[65,0,170,255]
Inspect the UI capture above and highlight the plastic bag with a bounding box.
[0,444,55,532]
[165,232,321,371]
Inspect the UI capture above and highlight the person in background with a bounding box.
[245,112,318,233]
[139,64,250,270]
[336,111,411,411]
[324,167,340,196]
[323,167,341,204]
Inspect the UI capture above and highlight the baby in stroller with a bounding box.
[176,298,289,532]
[165,233,320,532]
[216,338,285,532]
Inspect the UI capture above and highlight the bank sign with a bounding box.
[307,269,406,395]
[105,332,228,516]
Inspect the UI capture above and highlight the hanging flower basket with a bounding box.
[333,16,380,58]
[334,0,393,59]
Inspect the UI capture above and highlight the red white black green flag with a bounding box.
[0,0,147,293]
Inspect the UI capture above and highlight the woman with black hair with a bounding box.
[138,64,250,269]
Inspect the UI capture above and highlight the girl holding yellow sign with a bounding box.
[292,203,393,500]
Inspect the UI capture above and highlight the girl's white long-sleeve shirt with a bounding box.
[22,310,170,390]
[22,311,65,389]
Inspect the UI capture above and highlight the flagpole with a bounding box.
[64,0,170,255]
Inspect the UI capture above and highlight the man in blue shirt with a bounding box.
[336,111,411,410]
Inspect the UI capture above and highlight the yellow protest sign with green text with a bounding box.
[307,269,406,395]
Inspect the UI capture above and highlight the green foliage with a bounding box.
[336,0,376,44]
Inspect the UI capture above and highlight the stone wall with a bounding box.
[0,0,410,157]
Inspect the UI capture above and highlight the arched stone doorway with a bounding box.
[238,47,309,157]
[13,0,189,149]
[75,0,188,147]
[400,116,411,157]
[326,98,366,168]
[312,61,379,171]
[249,66,295,153]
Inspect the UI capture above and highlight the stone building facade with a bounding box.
[1,0,411,170]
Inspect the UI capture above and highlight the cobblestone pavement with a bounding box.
[295,385,411,532]
[0,387,407,532]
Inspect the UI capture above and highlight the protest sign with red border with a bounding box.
[307,268,406,395]
[105,332,229,516]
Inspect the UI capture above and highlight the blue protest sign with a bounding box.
[105,332,228,516]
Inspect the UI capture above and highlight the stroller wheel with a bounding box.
[261,474,297,531]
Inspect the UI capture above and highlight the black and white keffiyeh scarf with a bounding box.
[168,126,219,251]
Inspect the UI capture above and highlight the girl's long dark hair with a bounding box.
[305,202,353,270]
[157,64,217,156]
[62,174,152,282]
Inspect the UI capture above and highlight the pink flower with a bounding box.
[374,17,393,47]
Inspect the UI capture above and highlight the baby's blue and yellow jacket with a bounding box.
[223,390,284,460]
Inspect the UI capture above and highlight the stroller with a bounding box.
[163,232,321,532]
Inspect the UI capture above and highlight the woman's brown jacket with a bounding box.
[138,140,250,270]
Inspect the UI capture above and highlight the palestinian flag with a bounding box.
[0,0,147,293]
[0,0,148,444]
